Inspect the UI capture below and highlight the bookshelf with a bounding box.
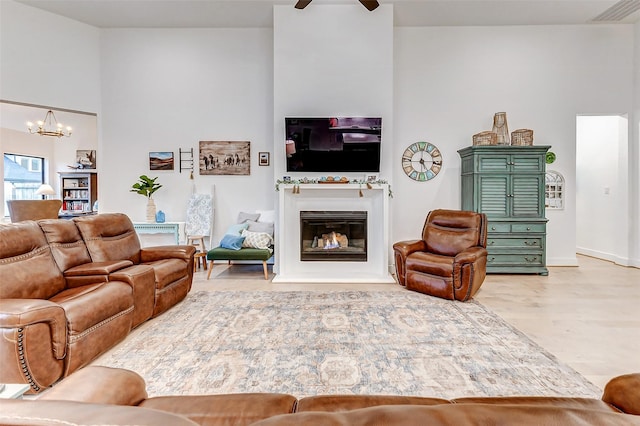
[59,172,98,216]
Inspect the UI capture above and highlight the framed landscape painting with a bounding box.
[199,141,250,175]
[149,151,174,170]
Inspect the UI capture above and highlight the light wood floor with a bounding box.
[192,254,640,391]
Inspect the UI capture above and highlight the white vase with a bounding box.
[146,197,156,223]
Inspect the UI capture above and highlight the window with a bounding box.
[545,170,564,210]
[3,153,45,217]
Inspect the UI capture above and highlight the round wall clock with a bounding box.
[401,141,443,181]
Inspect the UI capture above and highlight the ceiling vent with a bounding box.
[591,0,640,21]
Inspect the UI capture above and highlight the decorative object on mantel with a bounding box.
[27,109,72,138]
[472,131,497,146]
[130,175,162,223]
[492,112,510,145]
[511,129,534,146]
[275,177,392,197]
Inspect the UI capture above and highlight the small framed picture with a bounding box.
[259,152,270,166]
[149,151,174,170]
[283,176,292,183]
[364,174,378,183]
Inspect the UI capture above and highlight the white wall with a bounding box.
[393,25,634,266]
[576,115,627,262]
[0,1,100,210]
[0,1,100,112]
[99,28,274,243]
[273,4,394,272]
[632,20,640,267]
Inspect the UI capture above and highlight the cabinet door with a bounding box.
[512,154,545,172]
[512,175,544,217]
[477,155,509,172]
[478,175,509,217]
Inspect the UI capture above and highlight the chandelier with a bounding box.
[27,110,72,138]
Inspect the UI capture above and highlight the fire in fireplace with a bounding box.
[300,211,367,261]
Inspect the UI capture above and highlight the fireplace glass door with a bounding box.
[300,211,367,262]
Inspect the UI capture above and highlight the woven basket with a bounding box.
[472,131,497,146]
[511,129,534,146]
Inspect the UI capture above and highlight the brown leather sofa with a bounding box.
[0,214,195,394]
[393,209,488,301]
[1,366,639,425]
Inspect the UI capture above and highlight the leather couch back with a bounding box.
[422,209,487,257]
[74,213,141,264]
[0,221,65,299]
[39,219,92,272]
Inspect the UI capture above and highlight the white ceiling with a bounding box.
[12,0,640,28]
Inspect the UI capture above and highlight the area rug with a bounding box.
[91,291,601,399]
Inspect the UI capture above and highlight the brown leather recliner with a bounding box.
[393,209,488,301]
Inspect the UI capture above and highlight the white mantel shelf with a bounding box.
[274,183,395,284]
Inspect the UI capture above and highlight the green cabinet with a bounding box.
[458,145,550,275]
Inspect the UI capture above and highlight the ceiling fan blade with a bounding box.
[359,0,380,11]
[295,0,312,9]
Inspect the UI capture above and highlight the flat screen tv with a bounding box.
[285,117,382,173]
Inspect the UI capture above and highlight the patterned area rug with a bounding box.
[92,291,601,398]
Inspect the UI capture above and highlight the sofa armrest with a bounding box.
[392,240,427,286]
[37,366,148,406]
[453,246,488,302]
[64,260,134,276]
[63,260,135,288]
[140,245,196,263]
[602,373,640,415]
[0,299,67,359]
[454,246,488,265]
[392,239,427,259]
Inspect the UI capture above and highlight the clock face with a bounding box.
[401,141,443,181]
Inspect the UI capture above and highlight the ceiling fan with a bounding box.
[295,1,380,11]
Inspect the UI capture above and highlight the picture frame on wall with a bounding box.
[259,152,270,166]
[149,151,174,170]
[199,141,250,175]
[75,150,97,170]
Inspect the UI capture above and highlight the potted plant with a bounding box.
[131,175,162,223]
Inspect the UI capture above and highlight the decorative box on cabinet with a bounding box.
[59,172,98,217]
[458,145,550,275]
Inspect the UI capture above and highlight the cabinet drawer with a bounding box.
[488,222,546,233]
[487,237,543,249]
[512,223,546,233]
[487,253,544,266]
[487,223,511,233]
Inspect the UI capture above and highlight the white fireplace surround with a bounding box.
[274,183,394,283]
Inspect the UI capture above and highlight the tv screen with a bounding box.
[285,117,382,173]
